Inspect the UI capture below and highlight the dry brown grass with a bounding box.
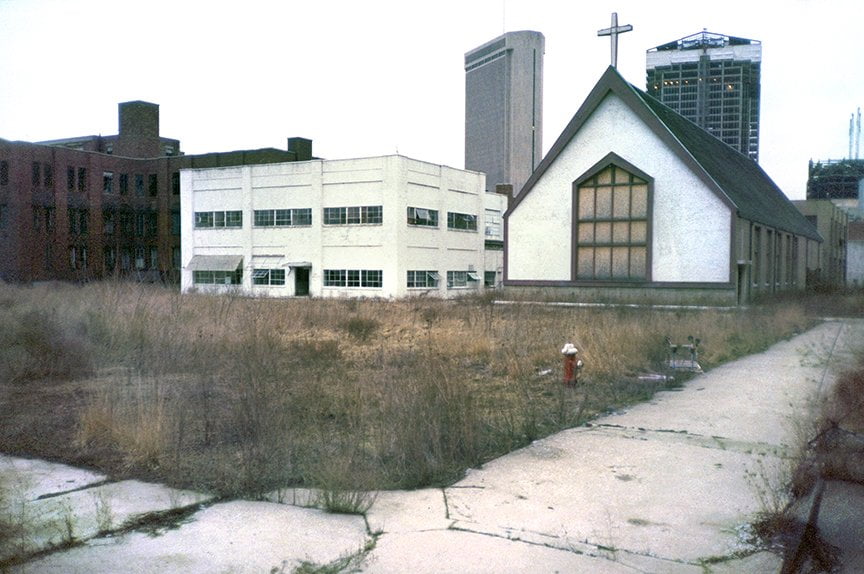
[0,281,822,496]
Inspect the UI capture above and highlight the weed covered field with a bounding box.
[0,281,824,497]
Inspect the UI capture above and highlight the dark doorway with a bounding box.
[295,267,310,296]
[737,263,749,306]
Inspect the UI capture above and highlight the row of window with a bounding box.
[324,270,482,289]
[103,211,159,237]
[323,206,382,225]
[191,268,485,289]
[0,160,183,197]
[193,206,483,231]
[323,269,383,288]
[68,245,160,272]
[752,226,799,288]
[254,208,312,227]
[103,245,160,272]
[0,241,165,273]
[101,172,159,196]
[193,270,243,285]
[23,208,162,237]
[194,210,243,228]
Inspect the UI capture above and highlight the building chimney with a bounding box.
[115,101,161,157]
[287,137,312,161]
[495,183,513,209]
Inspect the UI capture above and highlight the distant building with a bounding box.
[807,159,864,206]
[465,31,544,195]
[0,101,311,283]
[505,67,820,306]
[180,155,507,298]
[792,200,849,287]
[646,30,761,162]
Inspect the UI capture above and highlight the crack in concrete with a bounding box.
[441,487,451,520]
[34,479,117,500]
[588,423,792,458]
[447,522,698,572]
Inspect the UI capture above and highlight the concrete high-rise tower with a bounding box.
[646,30,761,162]
[465,30,544,195]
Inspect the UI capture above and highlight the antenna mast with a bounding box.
[857,107,861,160]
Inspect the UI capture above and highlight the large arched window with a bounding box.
[574,162,650,281]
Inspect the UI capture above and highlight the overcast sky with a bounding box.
[1,0,861,200]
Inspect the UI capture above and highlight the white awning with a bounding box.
[283,261,312,268]
[186,255,243,271]
[467,272,480,281]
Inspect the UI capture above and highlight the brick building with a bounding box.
[0,101,311,282]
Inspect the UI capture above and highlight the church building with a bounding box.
[504,67,821,305]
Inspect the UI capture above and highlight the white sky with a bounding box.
[0,0,861,200]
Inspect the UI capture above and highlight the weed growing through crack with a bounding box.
[92,490,114,534]
[745,454,800,545]
[276,532,380,574]
[0,465,38,566]
[56,500,77,546]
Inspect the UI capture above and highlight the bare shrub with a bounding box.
[76,371,172,471]
[340,316,380,343]
[363,350,486,488]
[0,308,93,383]
[822,357,864,431]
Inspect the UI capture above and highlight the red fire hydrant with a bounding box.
[561,342,584,386]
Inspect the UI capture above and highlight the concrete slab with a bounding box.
[0,456,212,562]
[609,327,845,448]
[0,456,106,501]
[361,529,692,574]
[24,480,211,553]
[15,501,369,574]
[366,489,451,534]
[444,428,763,565]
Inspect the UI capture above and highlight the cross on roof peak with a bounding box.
[597,12,633,68]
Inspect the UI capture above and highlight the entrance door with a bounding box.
[294,267,310,296]
[737,263,749,306]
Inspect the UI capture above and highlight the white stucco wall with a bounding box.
[507,93,732,284]
[181,155,494,298]
[848,240,864,287]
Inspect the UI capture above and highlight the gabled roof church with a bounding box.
[504,65,821,305]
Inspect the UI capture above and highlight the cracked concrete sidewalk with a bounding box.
[4,319,861,573]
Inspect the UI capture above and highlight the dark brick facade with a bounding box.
[0,101,311,283]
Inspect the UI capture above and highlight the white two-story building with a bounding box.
[180,155,506,298]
